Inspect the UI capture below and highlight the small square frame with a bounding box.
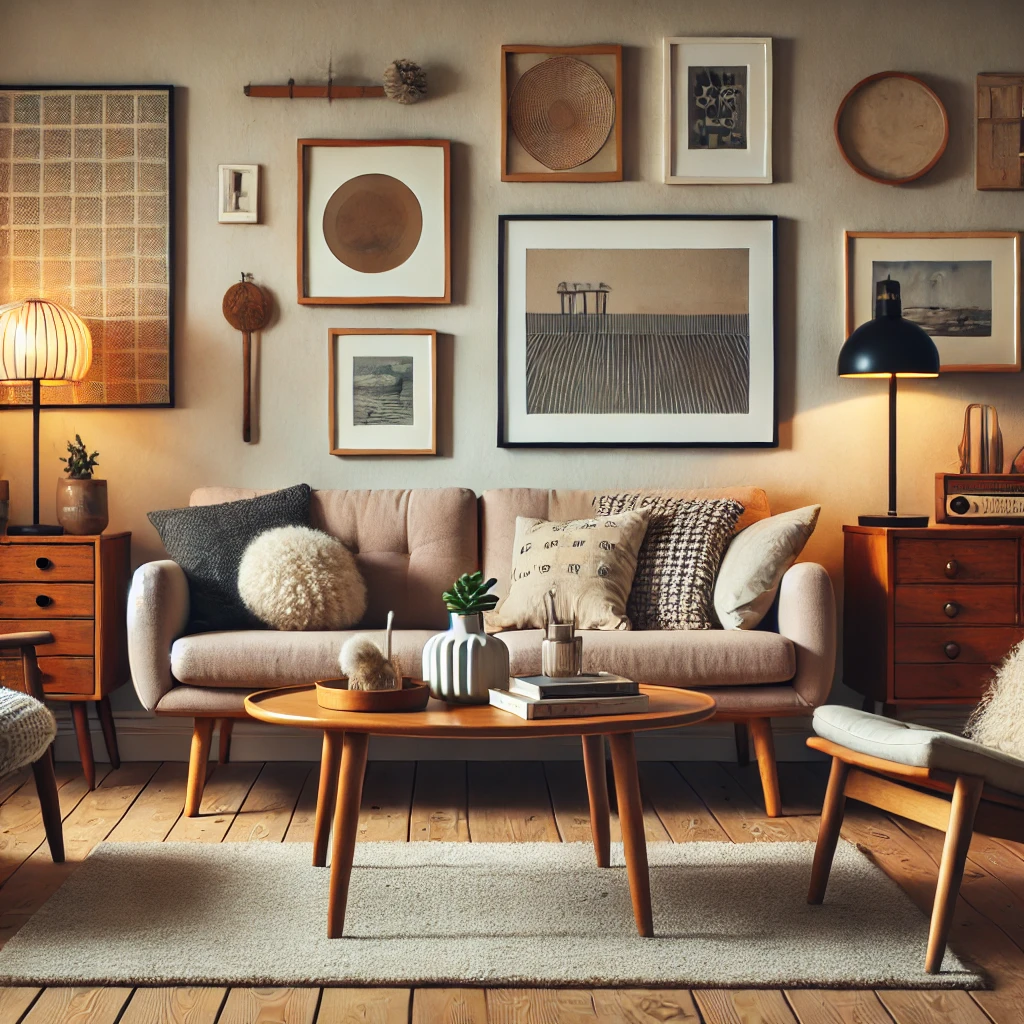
[218,164,259,223]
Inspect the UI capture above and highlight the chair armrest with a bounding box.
[776,561,836,708]
[127,560,190,711]
[0,631,54,651]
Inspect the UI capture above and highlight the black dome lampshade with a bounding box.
[837,277,940,528]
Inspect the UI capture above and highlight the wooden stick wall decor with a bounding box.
[222,274,271,443]
[245,60,426,104]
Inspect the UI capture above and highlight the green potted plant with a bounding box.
[421,571,510,704]
[56,435,108,535]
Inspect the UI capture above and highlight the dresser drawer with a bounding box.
[0,584,93,618]
[895,625,1024,663]
[894,585,1018,625]
[0,619,93,656]
[894,664,996,700]
[0,544,94,582]
[895,539,1018,583]
[0,654,95,695]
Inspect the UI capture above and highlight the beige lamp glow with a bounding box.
[0,299,92,535]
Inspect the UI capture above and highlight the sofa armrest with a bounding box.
[127,560,190,711]
[776,561,836,709]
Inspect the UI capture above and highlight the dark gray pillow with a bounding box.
[148,484,312,633]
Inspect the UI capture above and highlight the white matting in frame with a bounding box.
[499,216,777,448]
[663,37,772,184]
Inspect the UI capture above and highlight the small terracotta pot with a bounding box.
[56,478,108,535]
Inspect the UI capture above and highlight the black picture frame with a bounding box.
[497,213,778,448]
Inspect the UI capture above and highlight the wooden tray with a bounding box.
[315,677,429,712]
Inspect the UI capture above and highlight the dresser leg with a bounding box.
[70,701,96,791]
[96,696,120,769]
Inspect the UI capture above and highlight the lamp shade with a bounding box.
[0,298,92,384]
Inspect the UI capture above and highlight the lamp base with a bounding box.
[858,513,930,528]
[6,524,65,537]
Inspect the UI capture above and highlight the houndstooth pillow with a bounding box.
[594,494,743,630]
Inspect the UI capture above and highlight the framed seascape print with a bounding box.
[218,163,258,223]
[662,37,772,184]
[298,139,450,305]
[0,84,174,407]
[845,231,1022,371]
[501,44,623,182]
[498,215,777,448]
[328,328,436,455]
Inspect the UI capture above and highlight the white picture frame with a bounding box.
[218,164,259,223]
[663,37,772,185]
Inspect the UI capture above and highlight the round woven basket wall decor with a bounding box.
[509,55,615,171]
[322,173,423,274]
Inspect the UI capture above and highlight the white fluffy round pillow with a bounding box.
[238,525,367,630]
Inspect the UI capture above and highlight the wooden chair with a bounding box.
[806,705,1024,974]
[0,631,64,862]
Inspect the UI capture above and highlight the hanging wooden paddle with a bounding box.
[221,274,270,442]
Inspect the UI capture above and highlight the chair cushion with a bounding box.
[171,629,439,688]
[0,687,55,776]
[495,628,795,687]
[813,705,1024,797]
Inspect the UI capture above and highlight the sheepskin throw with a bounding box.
[965,639,1024,758]
[238,526,367,631]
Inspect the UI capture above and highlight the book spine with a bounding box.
[512,681,639,699]
[530,696,649,718]
[487,689,532,719]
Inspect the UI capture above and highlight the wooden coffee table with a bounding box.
[244,683,716,938]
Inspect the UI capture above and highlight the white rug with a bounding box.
[0,840,982,988]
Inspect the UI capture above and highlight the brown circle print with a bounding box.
[509,55,615,171]
[322,173,423,274]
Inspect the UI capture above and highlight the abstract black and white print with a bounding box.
[688,66,747,150]
[872,260,993,337]
[352,356,414,426]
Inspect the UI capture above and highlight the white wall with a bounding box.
[3,0,1023,750]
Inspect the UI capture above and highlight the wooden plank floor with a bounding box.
[0,758,1022,1024]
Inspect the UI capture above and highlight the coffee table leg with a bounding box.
[581,734,611,868]
[609,731,653,937]
[313,730,342,867]
[327,731,369,938]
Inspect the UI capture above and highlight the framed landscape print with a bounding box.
[501,44,623,182]
[298,140,450,305]
[663,38,772,184]
[0,84,174,407]
[328,328,436,455]
[498,215,777,448]
[845,231,1022,371]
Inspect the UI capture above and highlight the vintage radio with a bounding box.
[935,473,1024,524]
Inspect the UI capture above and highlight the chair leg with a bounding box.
[734,722,750,766]
[184,718,215,817]
[69,701,96,791]
[219,719,234,764]
[926,774,984,974]
[31,750,64,862]
[808,755,850,904]
[749,717,781,817]
[96,695,120,769]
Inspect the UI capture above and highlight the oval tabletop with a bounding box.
[244,683,716,739]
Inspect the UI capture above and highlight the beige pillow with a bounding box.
[487,510,649,631]
[713,505,820,630]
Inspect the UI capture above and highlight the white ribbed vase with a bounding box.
[422,612,510,704]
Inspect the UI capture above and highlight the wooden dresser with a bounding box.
[844,524,1024,712]
[0,533,131,788]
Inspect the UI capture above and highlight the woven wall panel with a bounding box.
[0,86,173,407]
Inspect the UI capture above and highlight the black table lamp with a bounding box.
[838,277,940,527]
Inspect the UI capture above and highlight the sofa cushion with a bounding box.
[495,628,795,688]
[813,705,1024,797]
[190,487,477,630]
[171,629,438,688]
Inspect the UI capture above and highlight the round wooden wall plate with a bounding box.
[834,72,948,185]
[315,677,430,712]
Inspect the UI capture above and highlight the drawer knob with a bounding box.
[944,642,961,660]
[34,557,52,571]
[943,602,959,618]
[34,595,52,608]
[944,559,959,579]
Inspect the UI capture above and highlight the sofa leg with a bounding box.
[926,775,984,974]
[219,719,234,764]
[808,755,849,904]
[185,718,215,817]
[734,722,750,766]
[749,717,781,817]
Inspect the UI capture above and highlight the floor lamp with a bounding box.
[0,299,93,536]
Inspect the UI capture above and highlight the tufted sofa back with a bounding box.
[189,487,478,630]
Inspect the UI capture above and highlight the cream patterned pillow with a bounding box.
[487,510,649,631]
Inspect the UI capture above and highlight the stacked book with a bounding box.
[488,673,647,719]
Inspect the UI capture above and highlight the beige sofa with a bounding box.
[127,485,835,817]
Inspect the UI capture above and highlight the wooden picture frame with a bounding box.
[298,140,450,305]
[976,73,1024,190]
[328,328,437,455]
[844,231,1022,372]
[501,44,623,182]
